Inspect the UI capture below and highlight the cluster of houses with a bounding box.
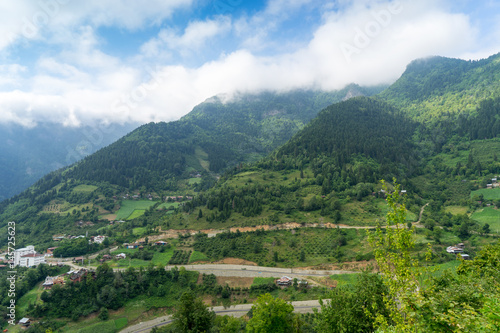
[486,177,500,189]
[124,240,168,249]
[75,220,95,227]
[42,268,94,290]
[99,253,126,262]
[89,235,107,244]
[446,243,471,260]
[166,195,193,202]
[52,234,85,242]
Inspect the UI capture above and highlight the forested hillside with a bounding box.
[0,86,385,248]
[59,87,384,192]
[176,97,418,227]
[379,52,500,121]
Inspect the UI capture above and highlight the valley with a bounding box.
[1,54,500,332]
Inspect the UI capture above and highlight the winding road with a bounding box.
[120,300,324,333]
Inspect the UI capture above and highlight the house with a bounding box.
[100,254,112,263]
[276,276,293,286]
[13,245,46,267]
[127,243,139,249]
[19,317,31,328]
[115,253,126,259]
[446,246,464,254]
[92,235,106,244]
[19,253,46,267]
[73,256,84,264]
[46,247,58,255]
[43,276,65,290]
[487,184,493,188]
[460,254,471,260]
[155,241,168,246]
[69,269,88,283]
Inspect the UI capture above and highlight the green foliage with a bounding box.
[172,291,215,333]
[246,293,294,333]
[368,180,425,331]
[314,272,389,332]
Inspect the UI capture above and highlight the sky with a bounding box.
[0,0,499,128]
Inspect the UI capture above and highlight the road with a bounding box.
[165,264,356,278]
[120,300,324,333]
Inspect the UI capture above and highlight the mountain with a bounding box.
[55,86,385,192]
[378,52,500,121]
[0,122,136,201]
[0,85,385,248]
[176,97,418,228]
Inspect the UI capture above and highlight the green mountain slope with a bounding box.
[174,97,418,228]
[43,86,385,192]
[0,86,385,248]
[378,52,500,121]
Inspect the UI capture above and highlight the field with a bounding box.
[470,188,500,200]
[115,200,157,220]
[157,202,180,210]
[444,205,469,215]
[471,207,500,230]
[72,184,98,193]
[189,250,210,263]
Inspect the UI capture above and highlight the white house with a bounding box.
[19,253,45,267]
[13,245,45,267]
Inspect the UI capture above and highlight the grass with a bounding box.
[189,250,210,263]
[116,200,157,220]
[16,282,44,318]
[252,277,277,286]
[471,188,500,200]
[195,146,210,171]
[132,227,147,235]
[114,317,128,330]
[152,250,175,265]
[330,273,359,287]
[444,205,469,215]
[188,177,202,184]
[66,320,116,333]
[471,207,500,229]
[158,202,180,210]
[128,210,146,220]
[72,184,98,193]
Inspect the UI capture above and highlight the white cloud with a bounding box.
[0,0,499,128]
[140,16,232,58]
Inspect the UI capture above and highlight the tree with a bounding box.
[367,180,426,331]
[98,307,109,321]
[173,291,215,333]
[315,272,389,332]
[299,249,305,262]
[246,293,294,333]
[483,223,491,235]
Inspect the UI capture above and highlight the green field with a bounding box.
[331,273,359,287]
[189,250,210,263]
[252,277,277,287]
[471,207,500,229]
[128,210,146,220]
[471,188,500,200]
[72,184,98,193]
[444,205,469,215]
[116,200,157,220]
[158,202,180,210]
[188,177,202,184]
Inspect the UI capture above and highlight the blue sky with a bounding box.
[0,0,499,127]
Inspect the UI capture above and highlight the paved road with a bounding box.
[165,264,356,278]
[120,300,324,333]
